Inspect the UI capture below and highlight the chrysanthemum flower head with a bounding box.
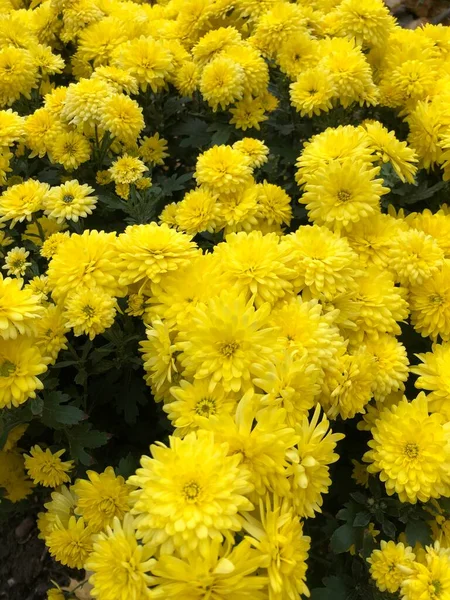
[24,445,73,488]
[334,0,395,49]
[35,304,69,365]
[86,514,155,600]
[177,290,280,393]
[0,274,45,340]
[46,516,93,569]
[40,231,70,260]
[222,44,269,97]
[44,180,97,224]
[128,429,253,556]
[254,181,292,228]
[214,230,296,307]
[140,318,178,395]
[216,184,259,234]
[290,67,336,118]
[0,46,38,107]
[174,60,200,96]
[100,93,144,145]
[61,77,113,129]
[361,334,409,401]
[139,133,168,166]
[109,154,147,185]
[401,544,450,600]
[412,343,450,420]
[287,404,344,518]
[91,65,139,95]
[243,495,310,599]
[0,109,24,147]
[301,159,388,230]
[73,466,130,533]
[192,26,243,66]
[407,100,444,170]
[276,32,318,78]
[388,229,444,287]
[251,2,307,58]
[25,108,60,158]
[364,394,450,503]
[47,230,124,301]
[116,222,198,287]
[49,129,91,171]
[194,145,253,195]
[229,96,268,131]
[0,179,50,227]
[64,286,117,340]
[407,209,450,258]
[368,540,416,593]
[175,188,219,236]
[2,246,31,278]
[409,261,450,341]
[232,138,269,169]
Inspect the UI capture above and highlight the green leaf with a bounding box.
[405,520,432,547]
[157,172,193,197]
[353,511,371,528]
[41,392,85,430]
[116,453,138,479]
[176,118,210,148]
[66,422,109,465]
[330,523,355,554]
[30,396,44,416]
[310,577,348,600]
[381,519,396,538]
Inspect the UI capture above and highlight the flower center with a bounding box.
[11,259,24,269]
[404,443,419,459]
[98,497,118,515]
[182,480,201,503]
[195,397,217,417]
[432,580,442,597]
[219,341,240,357]
[0,360,16,377]
[429,294,443,305]
[337,190,352,202]
[63,194,74,204]
[83,305,95,317]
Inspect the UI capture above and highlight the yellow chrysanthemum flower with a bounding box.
[38,485,78,539]
[164,379,236,436]
[44,180,97,223]
[125,293,145,318]
[0,179,49,227]
[0,336,47,401]
[140,318,178,394]
[214,230,296,307]
[47,230,124,301]
[24,446,73,488]
[128,429,253,556]
[23,217,66,247]
[290,68,336,117]
[0,449,33,503]
[150,537,266,599]
[364,394,450,503]
[86,514,155,600]
[2,246,31,277]
[116,222,198,287]
[334,0,395,48]
[175,188,219,235]
[0,109,24,147]
[35,304,69,365]
[276,32,318,79]
[64,286,117,340]
[409,261,450,341]
[174,60,200,96]
[40,231,70,259]
[61,78,113,129]
[49,129,92,171]
[252,349,320,427]
[368,541,416,593]
[361,334,409,401]
[251,2,307,58]
[178,290,280,393]
[100,93,144,145]
[244,495,310,599]
[229,96,268,131]
[73,466,130,533]
[216,185,259,234]
[351,460,369,488]
[139,133,169,166]
[46,516,93,569]
[388,229,444,286]
[0,46,38,107]
[192,26,242,66]
[200,56,244,111]
[0,274,44,339]
[109,154,147,185]
[412,343,450,420]
[407,209,450,258]
[91,65,138,95]
[233,138,269,169]
[301,159,388,229]
[287,405,344,518]
[194,145,253,195]
[401,545,450,600]
[47,586,64,600]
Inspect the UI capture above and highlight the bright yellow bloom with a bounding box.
[287,405,344,518]
[402,544,450,600]
[61,78,113,129]
[368,541,416,593]
[47,230,124,301]
[174,60,200,96]
[39,485,78,539]
[335,0,395,48]
[0,448,34,503]
[44,180,97,223]
[233,138,268,169]
[109,154,147,185]
[244,495,310,600]
[140,319,178,393]
[351,460,369,488]
[0,109,24,147]
[23,217,66,247]
[86,514,155,600]
[277,32,318,78]
[0,46,38,107]
[192,26,242,66]
[164,379,236,436]
[46,516,93,569]
[229,96,268,131]
[128,430,253,556]
[0,179,49,227]
[412,343,450,420]
[100,93,144,145]
[49,129,91,171]
[91,65,138,95]
[139,133,168,166]
[409,262,450,341]
[40,231,70,259]
[73,466,130,533]
[216,185,259,234]
[47,587,64,600]
[407,209,450,258]
[64,286,117,340]
[175,188,219,235]
[150,538,267,599]
[195,145,253,195]
[116,222,198,287]
[2,246,30,277]
[388,229,444,286]
[35,304,69,365]
[301,159,388,229]
[364,394,450,503]
[0,274,44,339]
[251,2,307,58]
[24,446,73,488]
[290,68,336,117]
[200,56,244,111]
[214,231,296,307]
[177,290,280,393]
[362,334,409,401]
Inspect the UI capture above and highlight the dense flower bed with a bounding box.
[0,0,450,599]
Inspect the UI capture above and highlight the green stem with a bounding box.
[32,215,46,244]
